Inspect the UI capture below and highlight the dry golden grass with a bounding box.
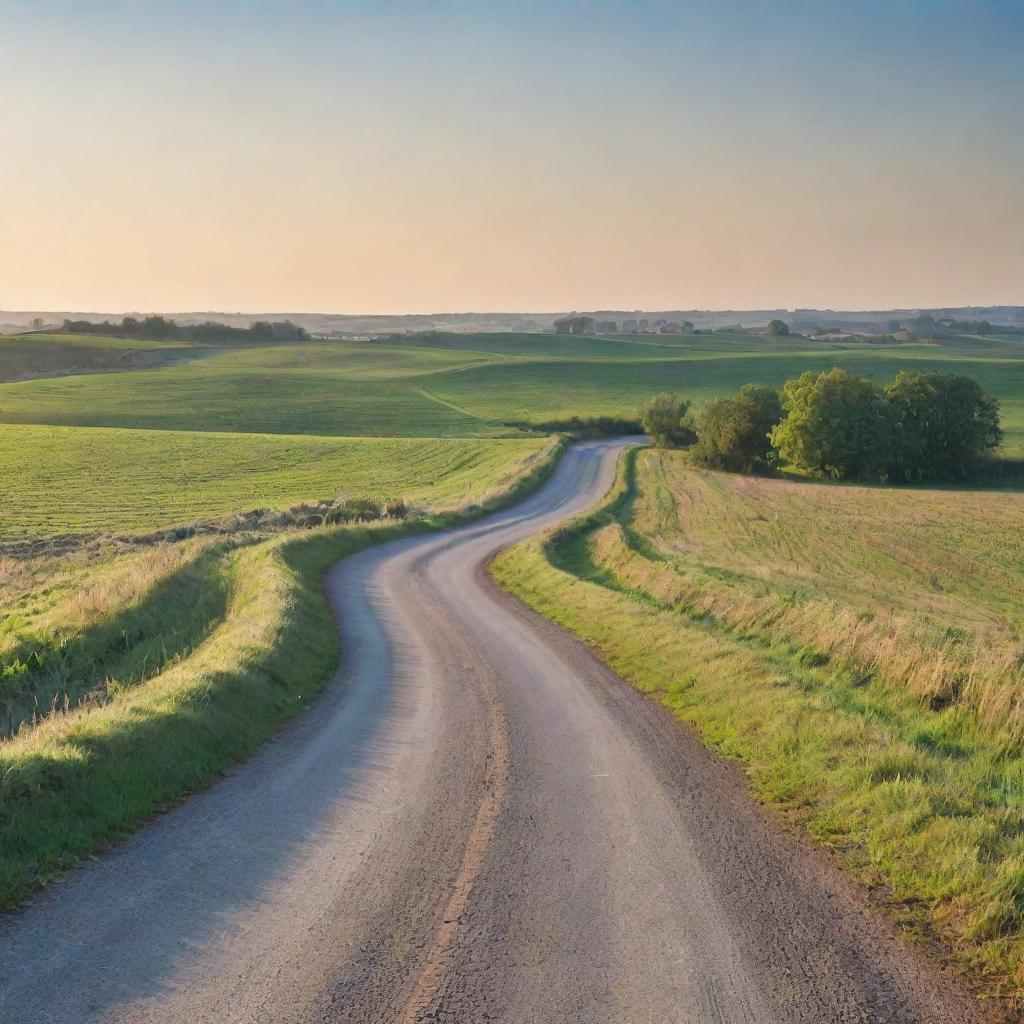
[619,452,1024,740]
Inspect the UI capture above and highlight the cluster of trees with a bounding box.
[63,317,310,343]
[643,368,1002,483]
[907,314,994,336]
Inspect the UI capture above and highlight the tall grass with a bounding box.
[0,540,228,736]
[619,454,1024,739]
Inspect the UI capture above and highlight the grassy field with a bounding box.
[424,344,1024,445]
[492,445,1024,1003]
[0,425,548,542]
[5,334,1024,445]
[0,364,491,436]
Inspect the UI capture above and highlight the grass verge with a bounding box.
[0,436,565,908]
[490,444,1024,1009]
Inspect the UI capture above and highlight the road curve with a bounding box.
[0,439,988,1023]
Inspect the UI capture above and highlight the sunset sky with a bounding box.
[2,0,1022,313]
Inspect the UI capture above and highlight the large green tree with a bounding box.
[691,384,782,471]
[642,393,696,448]
[885,370,1002,481]
[770,368,893,480]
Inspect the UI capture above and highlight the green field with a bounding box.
[492,445,1024,1001]
[0,425,547,541]
[424,344,1024,444]
[5,335,1024,446]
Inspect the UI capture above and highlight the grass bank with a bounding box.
[0,436,565,908]
[491,444,1024,1008]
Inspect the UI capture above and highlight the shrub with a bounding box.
[691,384,782,471]
[642,393,696,448]
[770,369,893,480]
[766,319,790,336]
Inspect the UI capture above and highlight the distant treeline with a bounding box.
[645,368,1003,484]
[62,316,310,343]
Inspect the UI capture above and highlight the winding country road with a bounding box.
[0,440,987,1023]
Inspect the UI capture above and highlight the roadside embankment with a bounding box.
[0,436,565,908]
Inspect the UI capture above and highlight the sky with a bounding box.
[1,0,1022,314]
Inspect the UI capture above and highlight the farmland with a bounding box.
[492,445,1024,998]
[424,342,1024,445]
[0,425,548,542]
[6,323,1024,944]
[5,334,1024,446]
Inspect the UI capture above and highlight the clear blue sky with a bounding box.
[2,0,1021,311]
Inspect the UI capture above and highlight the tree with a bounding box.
[642,393,696,448]
[885,370,1002,481]
[766,319,790,336]
[140,315,177,339]
[691,384,782,471]
[770,368,892,480]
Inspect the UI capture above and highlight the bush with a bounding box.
[885,370,1002,481]
[642,393,696,448]
[766,319,790,336]
[691,384,782,471]
[770,369,893,480]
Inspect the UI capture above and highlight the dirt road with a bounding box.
[0,440,986,1022]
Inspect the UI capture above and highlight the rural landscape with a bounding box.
[3,2,1024,1022]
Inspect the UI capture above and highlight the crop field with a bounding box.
[203,341,500,375]
[399,329,934,358]
[5,334,1024,445]
[424,345,1024,444]
[492,445,1024,998]
[0,425,548,542]
[0,364,497,436]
